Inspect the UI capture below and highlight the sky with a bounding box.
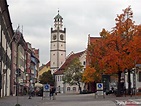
[7,0,141,65]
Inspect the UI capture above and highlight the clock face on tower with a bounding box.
[53,34,56,40]
[60,34,64,40]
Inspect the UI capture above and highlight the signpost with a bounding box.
[44,84,49,91]
[97,83,103,90]
[43,84,50,99]
[96,83,105,98]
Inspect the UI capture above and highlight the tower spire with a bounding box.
[58,8,59,14]
[54,9,63,30]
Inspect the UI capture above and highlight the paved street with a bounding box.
[0,93,141,106]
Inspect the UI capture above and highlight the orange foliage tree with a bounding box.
[86,6,141,96]
[82,66,96,83]
[84,36,107,83]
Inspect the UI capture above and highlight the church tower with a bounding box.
[50,11,66,74]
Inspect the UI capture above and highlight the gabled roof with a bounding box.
[54,51,85,75]
[46,61,50,67]
[39,64,46,71]
[39,61,50,71]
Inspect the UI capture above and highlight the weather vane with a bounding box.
[58,8,59,14]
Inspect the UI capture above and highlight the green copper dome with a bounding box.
[54,10,63,20]
[54,14,63,19]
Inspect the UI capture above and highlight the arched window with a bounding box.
[73,87,76,91]
[67,87,70,91]
[83,61,86,65]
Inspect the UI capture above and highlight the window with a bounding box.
[60,34,64,40]
[58,76,60,81]
[138,71,141,82]
[73,87,76,91]
[67,87,70,91]
[55,76,57,81]
[83,61,86,65]
[0,25,1,42]
[53,34,56,40]
[60,76,62,81]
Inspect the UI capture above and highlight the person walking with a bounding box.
[49,88,53,100]
[52,87,56,100]
[40,87,44,100]
[28,86,32,99]
[49,87,56,100]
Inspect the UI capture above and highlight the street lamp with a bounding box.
[28,67,33,99]
[15,68,21,106]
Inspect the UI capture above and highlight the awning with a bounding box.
[136,64,141,68]
[35,82,43,87]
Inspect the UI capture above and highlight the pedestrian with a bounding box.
[111,87,114,93]
[40,87,44,100]
[49,88,53,100]
[52,87,56,100]
[28,86,32,99]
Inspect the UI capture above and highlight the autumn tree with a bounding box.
[82,66,96,83]
[100,28,110,38]
[87,6,140,96]
[39,70,54,85]
[63,58,83,93]
[110,6,137,95]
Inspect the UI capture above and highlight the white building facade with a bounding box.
[63,52,86,94]
[124,67,141,94]
[54,51,86,94]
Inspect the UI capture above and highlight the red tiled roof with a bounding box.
[54,51,85,75]
[46,61,50,67]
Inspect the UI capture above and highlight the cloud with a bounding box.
[7,0,141,64]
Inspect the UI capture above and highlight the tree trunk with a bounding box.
[116,71,122,97]
[128,69,131,95]
[77,81,82,93]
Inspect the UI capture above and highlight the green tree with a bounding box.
[39,70,54,85]
[63,58,83,93]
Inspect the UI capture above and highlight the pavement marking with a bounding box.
[115,99,141,106]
